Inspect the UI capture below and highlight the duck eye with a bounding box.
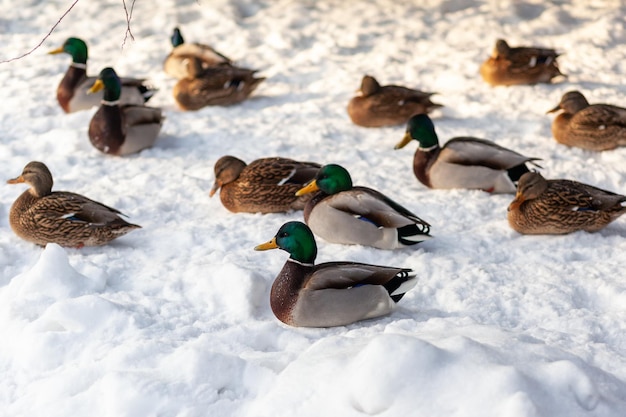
[279,232,288,238]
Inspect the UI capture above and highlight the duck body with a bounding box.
[50,37,155,113]
[255,221,417,327]
[480,39,564,86]
[210,156,321,213]
[173,64,265,110]
[88,67,163,156]
[164,27,232,79]
[396,114,540,193]
[297,164,431,249]
[7,161,140,248]
[548,91,626,151]
[508,172,626,235]
[347,75,442,127]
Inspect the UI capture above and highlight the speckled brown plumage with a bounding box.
[7,161,140,248]
[210,156,321,213]
[173,61,265,110]
[548,90,626,151]
[347,75,442,127]
[480,39,565,86]
[507,172,626,235]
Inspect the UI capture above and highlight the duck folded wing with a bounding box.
[553,181,626,211]
[441,138,539,169]
[573,105,626,129]
[326,187,426,227]
[304,262,412,290]
[245,158,320,185]
[39,192,126,225]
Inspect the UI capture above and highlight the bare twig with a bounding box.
[0,0,80,64]
[121,0,136,49]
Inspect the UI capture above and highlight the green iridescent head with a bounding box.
[396,114,441,150]
[88,67,122,101]
[314,164,353,194]
[49,37,88,64]
[171,27,185,47]
[255,221,317,264]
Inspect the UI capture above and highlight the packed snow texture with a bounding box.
[1,1,626,416]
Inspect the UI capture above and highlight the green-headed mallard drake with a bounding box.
[480,39,565,86]
[210,155,321,213]
[7,161,141,248]
[295,164,431,249]
[173,59,265,110]
[254,221,417,327]
[395,114,541,193]
[347,75,442,127]
[547,90,626,151]
[88,67,164,156]
[507,171,626,235]
[163,27,232,79]
[49,37,156,113]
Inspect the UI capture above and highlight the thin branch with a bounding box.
[121,0,136,49]
[0,0,80,64]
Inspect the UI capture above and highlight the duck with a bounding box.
[347,75,442,127]
[254,221,418,327]
[507,171,626,235]
[7,161,141,248]
[210,155,321,213]
[164,27,232,79]
[547,90,626,151]
[479,39,565,86]
[173,59,265,109]
[295,164,431,249]
[49,37,156,113]
[394,114,541,193]
[88,67,164,156]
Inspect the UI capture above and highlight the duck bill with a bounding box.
[209,182,220,197]
[254,237,278,251]
[87,79,104,94]
[48,47,64,55]
[394,132,412,150]
[6,175,25,184]
[546,104,561,114]
[507,193,525,212]
[295,180,319,196]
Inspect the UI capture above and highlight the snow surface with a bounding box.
[2,0,626,416]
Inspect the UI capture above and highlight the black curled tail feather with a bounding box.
[384,269,416,303]
[397,223,431,246]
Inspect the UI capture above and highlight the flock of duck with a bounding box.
[7,35,626,328]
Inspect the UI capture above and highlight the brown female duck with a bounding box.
[547,90,626,151]
[173,59,265,110]
[480,39,565,86]
[49,37,156,113]
[88,67,164,156]
[7,161,140,248]
[210,156,321,213]
[508,172,626,234]
[347,75,442,127]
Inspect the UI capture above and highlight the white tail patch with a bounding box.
[390,272,418,296]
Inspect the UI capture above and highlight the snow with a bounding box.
[2,0,626,416]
